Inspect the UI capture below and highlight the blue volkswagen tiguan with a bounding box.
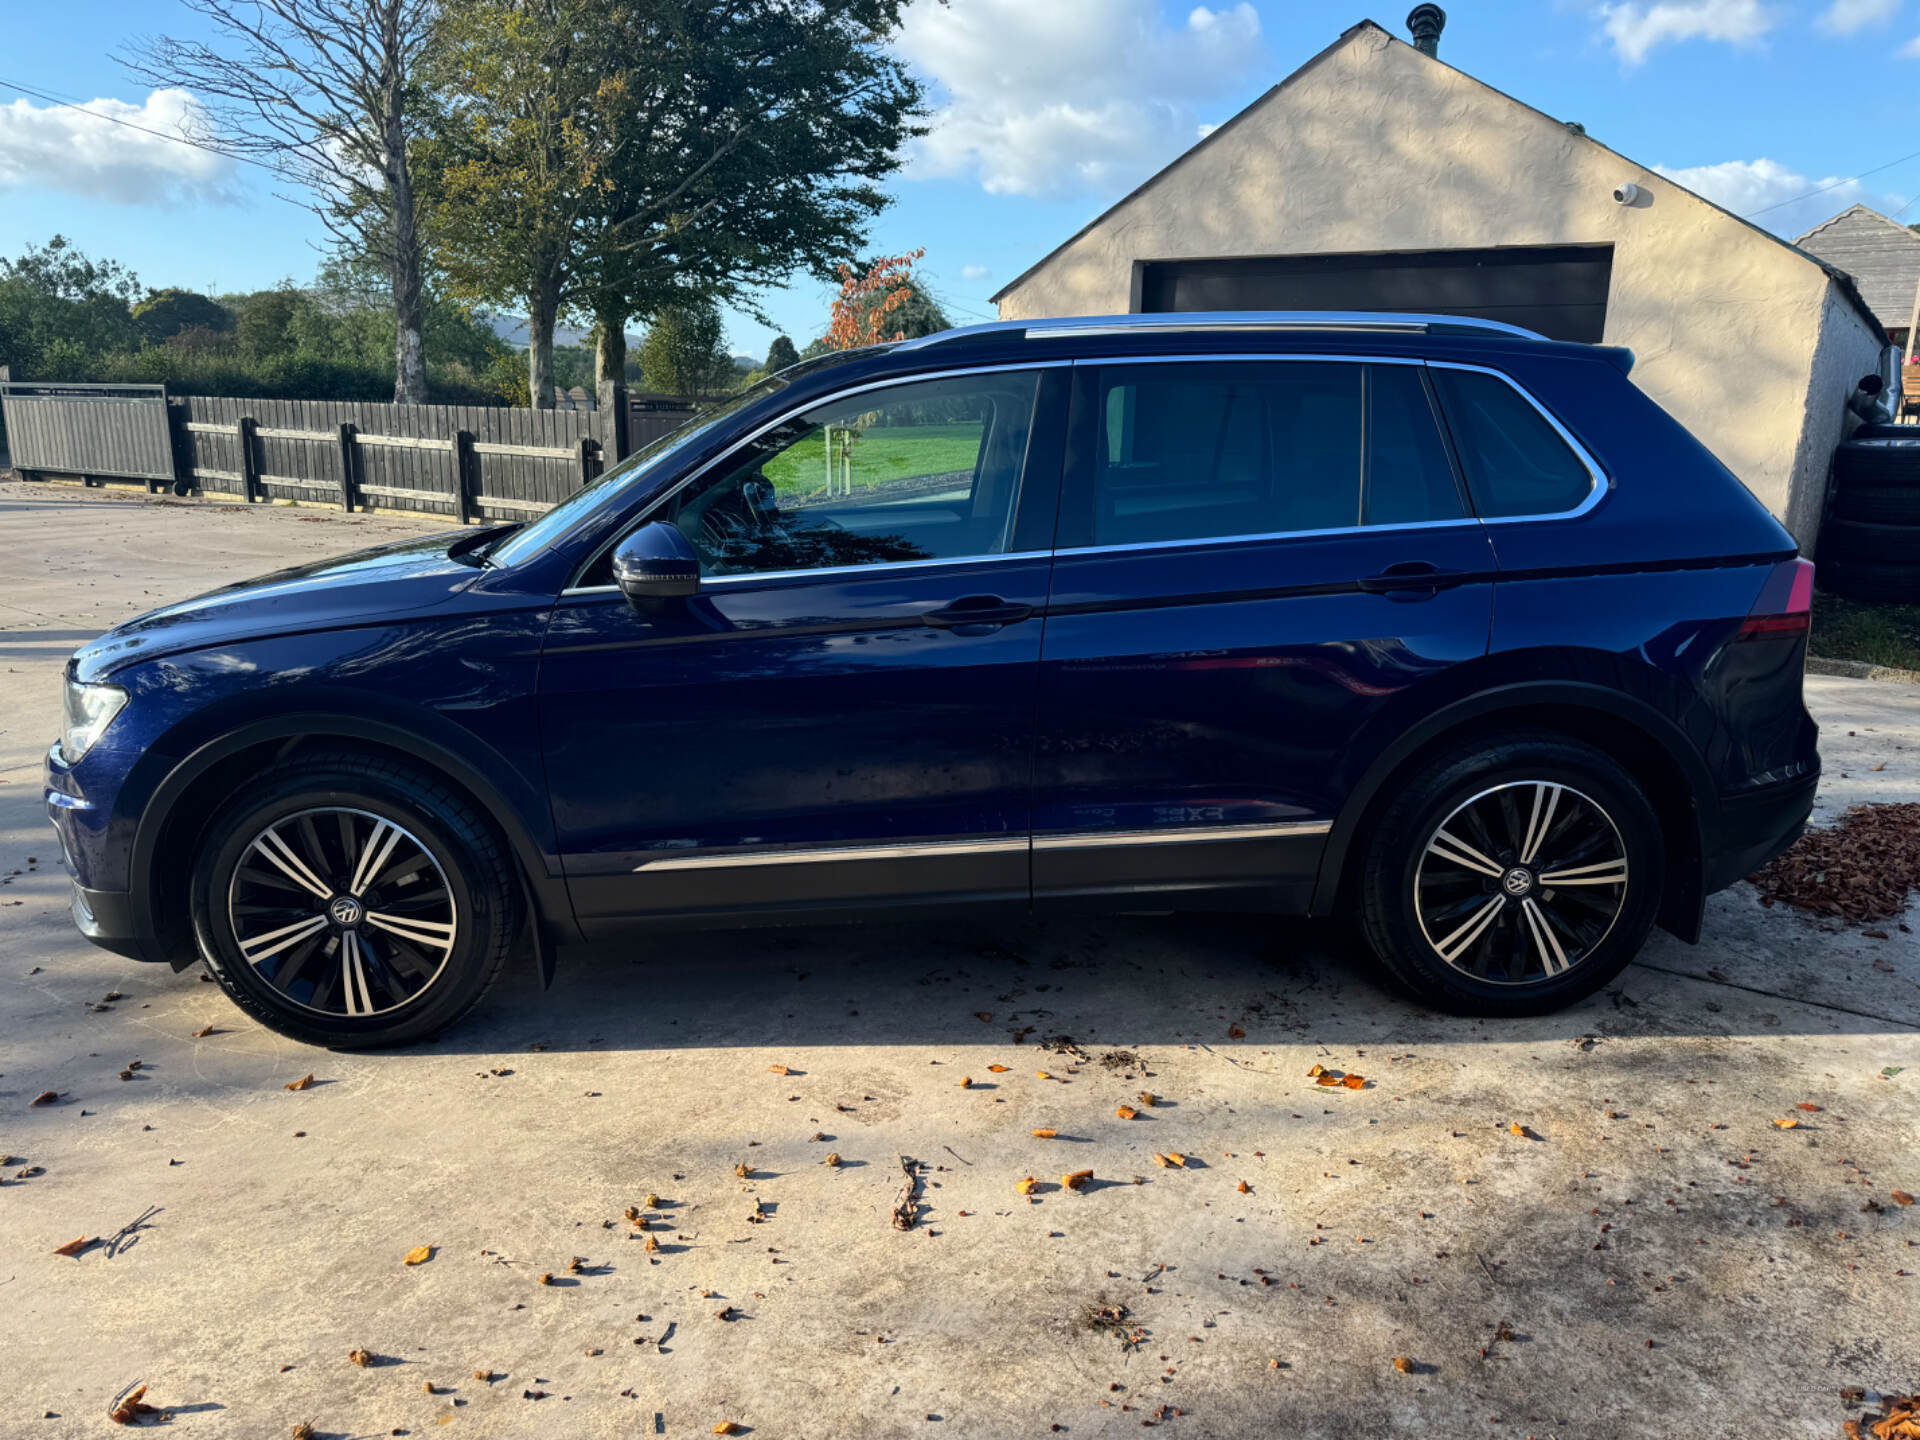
[46,313,1820,1047]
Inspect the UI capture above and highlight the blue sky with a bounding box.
[1,0,1916,361]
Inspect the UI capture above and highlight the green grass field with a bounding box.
[763,422,982,497]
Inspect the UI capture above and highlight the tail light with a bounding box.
[1738,558,1813,639]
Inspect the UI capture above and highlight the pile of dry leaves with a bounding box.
[1750,803,1920,924]
[1844,1391,1920,1439]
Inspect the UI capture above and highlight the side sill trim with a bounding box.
[627,820,1333,872]
[633,836,1028,872]
[1036,821,1332,850]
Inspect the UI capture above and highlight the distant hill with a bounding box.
[483,314,643,350]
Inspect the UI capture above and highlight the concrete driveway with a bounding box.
[2,479,1916,1439]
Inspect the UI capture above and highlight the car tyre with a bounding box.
[190,751,518,1049]
[1358,734,1663,1016]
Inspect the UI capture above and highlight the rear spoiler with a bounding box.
[1594,345,1635,376]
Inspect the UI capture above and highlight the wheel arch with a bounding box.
[1310,680,1713,942]
[132,712,577,975]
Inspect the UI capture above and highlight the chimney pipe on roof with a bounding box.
[1408,4,1446,57]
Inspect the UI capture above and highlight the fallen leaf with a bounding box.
[1307,1064,1325,1078]
[403,1246,433,1266]
[1392,1357,1414,1374]
[734,1162,752,1178]
[1227,1025,1246,1039]
[767,1064,789,1076]
[823,1152,842,1167]
[1015,1176,1039,1195]
[472,1370,493,1382]
[1509,1124,1535,1139]
[974,1012,993,1023]
[191,1024,218,1038]
[1062,1169,1093,1191]
[1773,1118,1798,1129]
[959,1076,972,1089]
[644,1193,662,1208]
[1137,1092,1158,1107]
[988,1064,1009,1073]
[1031,1128,1058,1139]
[1116,1106,1139,1120]
[644,1235,660,1253]
[1796,1103,1822,1113]
[30,1090,57,1106]
[1036,1070,1052,1080]
[292,1423,315,1440]
[349,1348,374,1367]
[1236,1180,1251,1194]
[52,1236,92,1257]
[537,1273,553,1285]
[284,1074,314,1092]
[1895,1191,1916,1206]
[567,1256,585,1274]
[1342,1074,1366,1090]
[714,1424,741,1436]
[1161,1152,1188,1168]
[1315,1074,1340,1087]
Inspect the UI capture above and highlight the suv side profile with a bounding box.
[46,313,1819,1048]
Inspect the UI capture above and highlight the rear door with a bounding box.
[540,365,1066,930]
[1032,355,1497,908]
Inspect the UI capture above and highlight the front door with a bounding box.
[1032,356,1496,908]
[540,366,1066,931]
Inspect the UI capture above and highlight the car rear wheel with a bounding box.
[1358,735,1663,1016]
[190,752,517,1048]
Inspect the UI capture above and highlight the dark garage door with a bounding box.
[1138,244,1613,343]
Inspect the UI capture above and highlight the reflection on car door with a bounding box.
[539,366,1066,932]
[1032,357,1497,908]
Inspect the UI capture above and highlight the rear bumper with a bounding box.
[1702,769,1819,895]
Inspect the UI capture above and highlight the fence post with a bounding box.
[453,430,475,525]
[237,415,260,504]
[337,422,357,512]
[577,435,600,488]
[596,378,629,460]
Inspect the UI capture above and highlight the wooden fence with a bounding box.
[1,379,703,524]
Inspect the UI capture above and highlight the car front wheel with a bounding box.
[190,751,517,1048]
[1358,734,1663,1016]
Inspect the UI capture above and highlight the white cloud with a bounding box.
[0,88,237,206]
[1902,30,1920,52]
[1653,157,1862,235]
[1594,0,1774,66]
[959,263,991,281]
[1819,0,1900,32]
[894,0,1264,199]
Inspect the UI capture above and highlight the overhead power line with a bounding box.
[0,74,282,176]
[1744,146,1920,220]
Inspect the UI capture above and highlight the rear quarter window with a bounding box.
[1430,366,1594,518]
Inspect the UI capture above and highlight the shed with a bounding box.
[1795,204,1920,357]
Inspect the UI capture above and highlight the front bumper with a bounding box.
[47,741,171,965]
[1703,768,1820,895]
[69,882,161,962]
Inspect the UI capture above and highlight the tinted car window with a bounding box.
[591,371,1041,583]
[1089,362,1360,545]
[1430,366,1593,518]
[1083,361,1465,546]
[1364,364,1466,526]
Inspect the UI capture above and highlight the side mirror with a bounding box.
[612,521,700,610]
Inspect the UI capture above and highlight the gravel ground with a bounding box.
[1,479,1916,1439]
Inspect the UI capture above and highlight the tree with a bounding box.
[425,0,925,402]
[637,298,734,396]
[825,249,947,349]
[133,289,234,344]
[764,335,800,374]
[123,0,438,404]
[0,236,144,378]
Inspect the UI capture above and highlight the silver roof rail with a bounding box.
[898,311,1549,348]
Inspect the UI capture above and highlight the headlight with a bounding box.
[61,679,128,763]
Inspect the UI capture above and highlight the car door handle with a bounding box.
[1355,563,1468,596]
[921,595,1036,630]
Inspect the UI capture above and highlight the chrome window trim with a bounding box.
[1424,360,1611,525]
[564,548,1054,597]
[563,360,1070,595]
[633,835,1027,872]
[1034,820,1331,850]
